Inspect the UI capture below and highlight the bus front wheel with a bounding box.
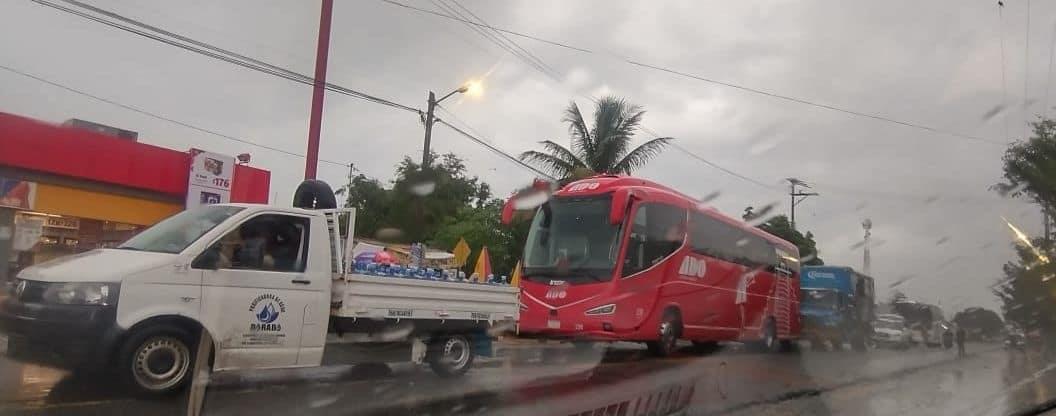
[647,311,681,357]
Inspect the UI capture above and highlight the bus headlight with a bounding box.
[585,304,616,315]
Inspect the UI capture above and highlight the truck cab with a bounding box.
[800,266,875,351]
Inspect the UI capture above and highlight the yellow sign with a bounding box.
[453,237,471,266]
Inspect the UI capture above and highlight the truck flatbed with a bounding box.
[332,273,519,323]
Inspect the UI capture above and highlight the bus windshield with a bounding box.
[802,289,838,309]
[523,195,621,283]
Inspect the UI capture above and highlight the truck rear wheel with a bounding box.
[119,325,195,396]
[427,334,474,377]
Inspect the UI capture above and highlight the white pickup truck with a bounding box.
[0,180,519,395]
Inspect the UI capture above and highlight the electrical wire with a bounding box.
[28,0,549,180]
[382,0,1006,146]
[446,0,560,81]
[434,119,556,180]
[379,0,594,53]
[1024,0,1032,140]
[1044,20,1056,119]
[38,0,420,114]
[0,64,351,167]
[1000,1,1011,141]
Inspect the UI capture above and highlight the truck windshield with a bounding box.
[802,289,838,309]
[523,195,620,283]
[118,205,244,254]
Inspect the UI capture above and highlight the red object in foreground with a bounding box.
[304,0,334,180]
[512,175,801,352]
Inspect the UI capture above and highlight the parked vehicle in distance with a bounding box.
[872,313,911,349]
[504,176,801,356]
[894,301,947,348]
[0,181,518,396]
[799,266,875,351]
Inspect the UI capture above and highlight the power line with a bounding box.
[434,118,556,180]
[0,64,351,167]
[999,1,1011,141]
[1023,0,1032,140]
[379,0,594,53]
[446,0,560,81]
[1044,19,1056,118]
[29,0,549,180]
[36,0,421,113]
[429,0,557,81]
[382,0,1006,146]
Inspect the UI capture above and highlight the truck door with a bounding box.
[195,212,319,370]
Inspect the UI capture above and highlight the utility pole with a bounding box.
[422,92,437,167]
[862,218,872,274]
[421,83,476,168]
[304,0,334,180]
[787,178,819,230]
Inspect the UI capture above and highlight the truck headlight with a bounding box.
[585,304,615,315]
[41,282,118,306]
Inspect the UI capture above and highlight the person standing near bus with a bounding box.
[956,325,967,358]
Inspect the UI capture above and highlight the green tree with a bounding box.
[339,151,490,243]
[993,117,1056,349]
[337,174,390,239]
[431,199,530,277]
[952,307,1004,340]
[519,96,673,178]
[995,118,1056,212]
[743,209,824,265]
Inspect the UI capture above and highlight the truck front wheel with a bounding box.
[119,325,195,396]
[427,334,474,377]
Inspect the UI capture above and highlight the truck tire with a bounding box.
[118,325,195,396]
[292,179,337,209]
[647,310,681,357]
[759,319,780,353]
[427,334,474,377]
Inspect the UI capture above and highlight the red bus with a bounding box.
[503,176,801,356]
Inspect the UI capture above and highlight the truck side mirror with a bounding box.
[193,246,221,270]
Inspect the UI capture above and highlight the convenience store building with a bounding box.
[0,112,271,281]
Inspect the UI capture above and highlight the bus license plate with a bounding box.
[547,320,561,329]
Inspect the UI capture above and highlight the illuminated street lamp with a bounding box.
[421,80,482,167]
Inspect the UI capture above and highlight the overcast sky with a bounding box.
[3,0,1053,313]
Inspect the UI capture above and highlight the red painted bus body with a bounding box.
[510,176,800,353]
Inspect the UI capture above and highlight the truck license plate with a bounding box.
[547,320,561,329]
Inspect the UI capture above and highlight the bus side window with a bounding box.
[622,203,685,277]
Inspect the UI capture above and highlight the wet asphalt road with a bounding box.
[0,342,1053,415]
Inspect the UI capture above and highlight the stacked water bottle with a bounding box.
[352,255,509,285]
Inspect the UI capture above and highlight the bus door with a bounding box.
[617,202,686,329]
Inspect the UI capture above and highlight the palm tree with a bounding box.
[519,96,673,178]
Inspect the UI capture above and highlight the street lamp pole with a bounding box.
[422,86,470,168]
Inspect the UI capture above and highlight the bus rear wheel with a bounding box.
[647,311,681,357]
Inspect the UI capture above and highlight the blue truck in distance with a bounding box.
[800,266,876,351]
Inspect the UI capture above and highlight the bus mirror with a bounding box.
[610,189,630,224]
